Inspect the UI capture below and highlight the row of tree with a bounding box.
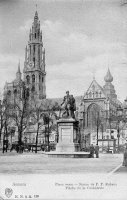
[0,84,61,153]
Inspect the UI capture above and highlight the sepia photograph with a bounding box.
[0,0,127,199]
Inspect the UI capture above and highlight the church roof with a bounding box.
[84,78,106,99]
[48,96,82,108]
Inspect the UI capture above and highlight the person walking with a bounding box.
[123,145,127,167]
[89,144,95,158]
[95,144,99,158]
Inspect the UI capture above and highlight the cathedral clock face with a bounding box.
[29,61,34,68]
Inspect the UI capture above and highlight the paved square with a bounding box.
[0,152,123,174]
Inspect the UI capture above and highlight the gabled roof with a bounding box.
[84,79,106,99]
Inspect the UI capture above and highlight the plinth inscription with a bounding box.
[61,128,71,143]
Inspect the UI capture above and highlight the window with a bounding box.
[14,89,17,97]
[42,77,44,82]
[26,75,30,84]
[31,86,35,92]
[33,57,35,67]
[89,92,92,98]
[33,45,35,53]
[32,74,35,83]
[30,46,31,56]
[7,90,11,96]
[26,88,29,98]
[96,92,98,98]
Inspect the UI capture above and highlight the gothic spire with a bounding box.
[18,60,21,73]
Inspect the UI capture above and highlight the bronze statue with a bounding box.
[61,91,76,118]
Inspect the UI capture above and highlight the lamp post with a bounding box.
[123,97,127,147]
[117,106,123,153]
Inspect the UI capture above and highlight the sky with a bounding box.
[0,0,127,101]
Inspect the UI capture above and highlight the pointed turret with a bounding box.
[104,68,113,82]
[25,45,27,62]
[34,10,38,21]
[103,68,117,99]
[18,61,21,73]
[16,60,21,81]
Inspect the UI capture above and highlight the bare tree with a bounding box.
[41,99,59,151]
[8,82,30,152]
[0,95,12,153]
[29,98,59,153]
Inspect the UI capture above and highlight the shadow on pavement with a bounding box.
[115,166,127,173]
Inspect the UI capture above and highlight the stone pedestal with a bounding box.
[56,118,80,152]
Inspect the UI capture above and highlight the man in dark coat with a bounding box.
[89,144,95,158]
[95,144,99,158]
[123,146,127,167]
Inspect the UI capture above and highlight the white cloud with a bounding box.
[1,17,126,101]
[19,19,32,32]
[40,19,126,67]
[46,50,127,101]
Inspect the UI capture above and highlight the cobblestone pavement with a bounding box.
[0,151,123,174]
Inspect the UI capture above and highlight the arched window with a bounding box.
[31,85,35,92]
[89,92,92,98]
[26,88,29,98]
[33,45,35,53]
[26,75,30,84]
[7,90,11,96]
[39,75,41,82]
[87,103,102,130]
[96,92,98,98]
[92,92,94,98]
[33,57,35,67]
[32,74,35,83]
[14,89,17,97]
[30,46,31,56]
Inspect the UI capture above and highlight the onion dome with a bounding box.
[104,68,113,82]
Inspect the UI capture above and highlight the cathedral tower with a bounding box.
[23,11,46,99]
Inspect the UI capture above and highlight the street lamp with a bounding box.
[117,105,123,153]
[123,97,127,120]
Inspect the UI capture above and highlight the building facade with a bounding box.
[4,11,46,101]
[78,69,122,148]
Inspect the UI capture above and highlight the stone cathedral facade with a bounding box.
[78,69,122,147]
[4,11,46,101]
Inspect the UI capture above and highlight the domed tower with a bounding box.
[23,10,46,100]
[103,68,117,99]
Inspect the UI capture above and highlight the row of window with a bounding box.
[86,91,102,98]
[7,90,19,96]
[26,75,43,84]
[7,84,43,97]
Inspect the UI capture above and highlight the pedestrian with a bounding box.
[89,144,94,158]
[123,146,127,167]
[95,144,99,158]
